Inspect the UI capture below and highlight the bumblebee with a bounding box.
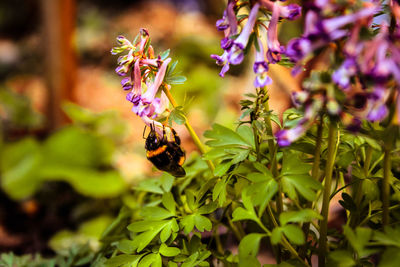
[145,124,186,177]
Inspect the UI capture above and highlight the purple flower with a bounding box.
[291,91,309,107]
[211,51,230,77]
[280,4,301,21]
[276,96,323,146]
[227,3,260,65]
[221,37,233,50]
[216,13,229,31]
[276,124,307,147]
[285,37,313,63]
[332,58,357,89]
[259,0,301,20]
[121,77,132,90]
[266,3,283,64]
[115,64,130,76]
[142,58,171,103]
[253,38,272,87]
[367,105,388,122]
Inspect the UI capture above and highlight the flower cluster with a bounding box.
[276,0,400,146]
[111,29,171,136]
[211,0,301,88]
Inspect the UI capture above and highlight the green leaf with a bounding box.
[161,175,175,192]
[246,180,278,217]
[232,189,259,223]
[238,256,261,267]
[43,126,113,168]
[339,193,357,212]
[194,214,212,232]
[238,233,265,258]
[213,178,228,206]
[281,225,305,245]
[162,192,176,214]
[140,207,175,220]
[169,107,186,125]
[167,75,187,85]
[198,202,218,215]
[279,209,323,226]
[127,220,170,252]
[138,253,161,267]
[136,179,163,194]
[213,160,232,176]
[236,125,255,149]
[1,138,42,200]
[230,149,250,164]
[281,152,312,175]
[374,227,400,247]
[160,219,179,242]
[168,262,178,267]
[117,239,136,254]
[281,174,321,201]
[160,49,170,60]
[343,226,373,258]
[269,113,282,128]
[39,166,126,198]
[271,228,283,245]
[232,207,259,223]
[185,190,196,211]
[247,171,273,183]
[159,243,181,257]
[379,247,400,267]
[104,254,143,267]
[202,148,227,161]
[180,214,195,234]
[204,124,252,148]
[328,250,356,267]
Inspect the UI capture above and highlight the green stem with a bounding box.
[162,86,215,172]
[318,122,338,267]
[262,94,283,214]
[350,146,373,228]
[382,147,391,226]
[265,205,310,267]
[360,204,400,226]
[299,119,323,259]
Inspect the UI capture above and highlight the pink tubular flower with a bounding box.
[112,29,175,127]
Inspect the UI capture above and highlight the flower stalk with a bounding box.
[262,90,283,214]
[162,86,215,172]
[382,146,391,226]
[318,122,338,267]
[299,119,323,259]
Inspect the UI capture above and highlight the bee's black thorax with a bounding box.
[145,126,186,177]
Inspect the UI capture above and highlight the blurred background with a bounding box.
[0,0,295,258]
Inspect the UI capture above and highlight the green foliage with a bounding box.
[1,126,126,199]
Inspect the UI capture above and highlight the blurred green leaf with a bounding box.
[279,209,322,226]
[104,254,143,267]
[159,243,180,257]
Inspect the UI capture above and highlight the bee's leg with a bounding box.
[142,125,147,139]
[162,125,167,143]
